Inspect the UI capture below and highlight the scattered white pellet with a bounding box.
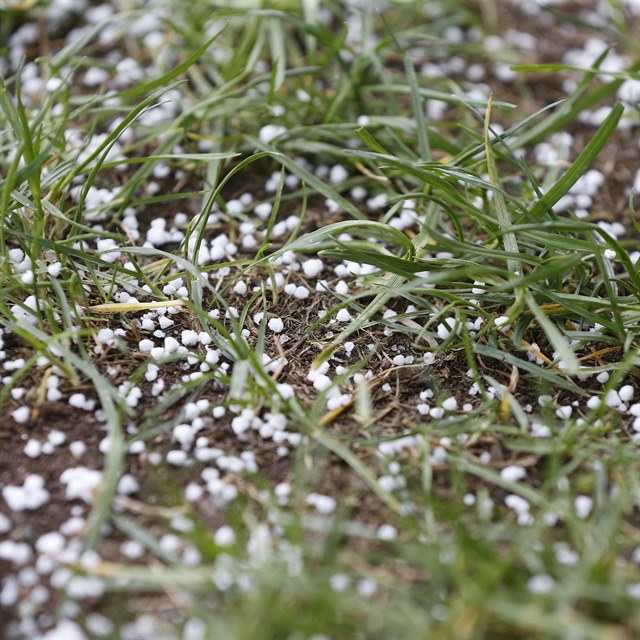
[330,573,350,592]
[329,164,348,184]
[69,441,87,458]
[118,540,144,560]
[336,308,352,322]
[117,475,139,495]
[528,574,555,594]
[11,406,30,424]
[436,317,458,340]
[357,578,378,598]
[214,526,236,547]
[185,483,203,502]
[254,203,272,220]
[303,259,324,278]
[441,397,458,412]
[268,317,284,333]
[604,390,621,408]
[377,524,398,541]
[68,393,87,408]
[167,450,188,466]
[575,495,593,519]
[35,532,66,556]
[619,385,634,403]
[0,513,11,533]
[505,494,530,514]
[306,493,336,514]
[60,468,103,504]
[259,125,286,143]
[24,439,42,458]
[48,430,66,446]
[586,396,600,410]
[500,465,527,482]
[2,475,50,511]
[233,281,247,296]
[47,262,63,277]
[181,330,199,347]
[313,375,333,392]
[0,540,32,565]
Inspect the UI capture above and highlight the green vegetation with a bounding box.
[1,1,639,638]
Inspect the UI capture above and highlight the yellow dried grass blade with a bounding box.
[88,300,187,314]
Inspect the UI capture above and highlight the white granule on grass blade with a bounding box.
[336,308,352,322]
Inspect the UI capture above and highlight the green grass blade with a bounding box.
[529,101,624,220]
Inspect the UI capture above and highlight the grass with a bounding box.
[1,1,639,639]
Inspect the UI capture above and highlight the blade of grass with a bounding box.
[528,101,624,221]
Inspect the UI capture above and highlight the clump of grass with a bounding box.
[1,1,639,639]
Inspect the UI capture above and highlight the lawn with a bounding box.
[1,0,639,638]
